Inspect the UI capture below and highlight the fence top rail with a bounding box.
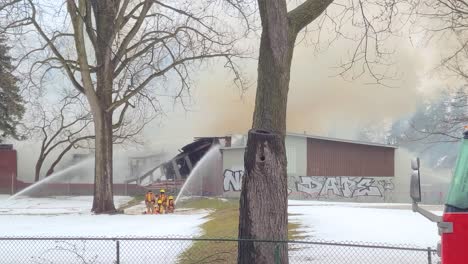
[0,236,436,252]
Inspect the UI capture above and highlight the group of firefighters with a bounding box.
[144,189,175,214]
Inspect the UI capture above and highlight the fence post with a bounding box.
[116,240,120,264]
[275,243,280,264]
[427,247,432,264]
[10,172,14,195]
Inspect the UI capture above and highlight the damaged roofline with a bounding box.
[287,132,398,149]
[217,132,397,149]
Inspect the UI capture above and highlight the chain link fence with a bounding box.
[0,237,439,264]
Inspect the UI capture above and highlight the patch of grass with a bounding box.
[288,221,307,240]
[116,194,145,213]
[178,198,304,264]
[179,198,238,211]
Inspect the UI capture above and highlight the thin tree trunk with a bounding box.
[45,146,71,177]
[91,108,115,213]
[34,158,44,182]
[45,136,94,177]
[238,0,297,263]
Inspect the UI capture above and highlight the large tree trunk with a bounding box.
[238,0,297,263]
[90,0,117,214]
[91,108,115,213]
[238,130,288,263]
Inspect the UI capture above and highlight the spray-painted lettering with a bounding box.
[352,178,381,197]
[295,176,394,198]
[223,169,243,192]
[222,171,394,199]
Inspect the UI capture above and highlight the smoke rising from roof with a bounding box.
[145,34,447,147]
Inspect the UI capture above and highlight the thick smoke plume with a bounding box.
[146,36,445,146]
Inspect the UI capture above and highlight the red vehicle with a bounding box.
[411,129,468,264]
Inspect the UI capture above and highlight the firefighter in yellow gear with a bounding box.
[157,189,167,211]
[144,190,156,214]
[167,196,175,214]
[154,199,165,214]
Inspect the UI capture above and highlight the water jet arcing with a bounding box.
[175,145,221,205]
[9,158,94,200]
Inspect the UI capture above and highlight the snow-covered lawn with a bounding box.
[0,195,132,215]
[0,196,208,263]
[288,200,441,264]
[288,200,440,247]
[0,197,443,263]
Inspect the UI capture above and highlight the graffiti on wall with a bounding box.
[222,168,394,199]
[223,168,295,195]
[223,169,243,192]
[295,176,394,198]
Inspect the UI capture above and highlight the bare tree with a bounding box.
[411,0,468,80]
[28,93,93,182]
[393,86,468,143]
[380,1,468,147]
[4,0,249,213]
[239,0,411,263]
[347,1,468,155]
[25,78,160,183]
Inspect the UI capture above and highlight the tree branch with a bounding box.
[27,0,85,93]
[45,135,95,176]
[288,0,334,34]
[67,0,98,102]
[108,53,236,112]
[112,1,153,69]
[112,102,132,129]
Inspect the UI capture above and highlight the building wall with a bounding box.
[292,138,396,202]
[285,135,307,176]
[391,149,415,203]
[0,148,17,194]
[221,148,245,197]
[307,138,395,177]
[221,135,307,197]
[288,175,395,202]
[221,136,398,202]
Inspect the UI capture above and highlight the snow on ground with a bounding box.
[0,196,209,264]
[288,200,441,248]
[288,200,442,264]
[288,199,444,210]
[0,196,132,215]
[0,196,444,263]
[0,196,207,237]
[0,212,208,237]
